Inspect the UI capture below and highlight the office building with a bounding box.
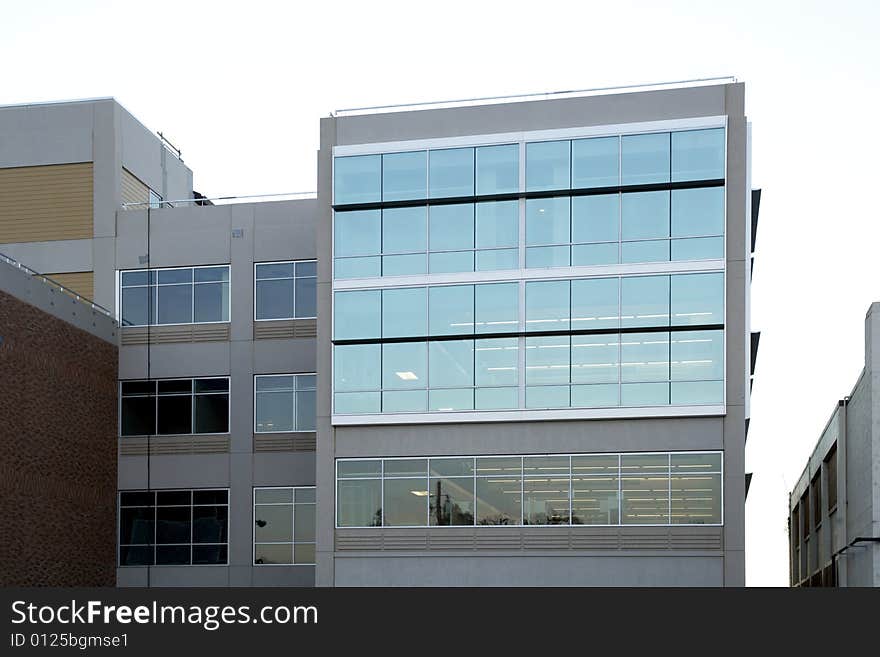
[789,303,880,587]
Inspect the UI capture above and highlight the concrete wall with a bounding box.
[316,83,749,586]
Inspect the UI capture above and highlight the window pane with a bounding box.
[526,385,570,408]
[122,287,151,326]
[429,148,474,198]
[334,256,380,279]
[526,280,570,332]
[572,194,619,244]
[621,133,670,185]
[475,200,518,248]
[158,379,192,394]
[255,544,292,565]
[621,382,669,406]
[476,144,518,195]
[195,394,229,433]
[572,334,619,384]
[429,284,474,335]
[672,128,725,182]
[571,277,619,331]
[671,472,721,524]
[382,390,427,412]
[621,191,670,240]
[294,503,316,541]
[621,475,670,524]
[572,136,619,188]
[383,151,427,201]
[572,474,619,524]
[429,203,474,251]
[335,155,381,205]
[670,381,723,405]
[431,458,475,477]
[671,330,724,381]
[382,287,427,338]
[121,396,155,435]
[672,237,724,261]
[334,392,380,414]
[524,477,570,524]
[256,374,295,392]
[157,284,192,324]
[571,383,619,408]
[256,391,293,432]
[429,251,474,274]
[430,477,475,525]
[157,395,191,434]
[122,380,156,396]
[193,282,228,322]
[429,340,474,388]
[526,246,570,268]
[120,507,154,544]
[671,452,721,473]
[122,270,151,286]
[382,206,427,254]
[337,479,382,527]
[476,248,518,271]
[475,338,518,387]
[194,378,228,393]
[671,272,724,326]
[193,505,227,543]
[476,476,522,525]
[294,277,316,318]
[621,240,669,264]
[156,506,190,543]
[256,279,294,320]
[526,335,570,385]
[383,477,428,526]
[157,269,192,284]
[621,275,670,328]
[475,387,518,410]
[295,260,317,277]
[335,210,381,257]
[295,488,316,503]
[382,254,426,276]
[672,187,724,237]
[429,388,474,411]
[526,197,570,246]
[295,390,316,431]
[621,332,669,382]
[384,459,427,478]
[382,342,427,390]
[526,140,570,191]
[571,243,618,266]
[256,262,294,280]
[194,266,229,283]
[334,344,381,392]
[334,290,381,340]
[337,460,381,478]
[475,282,518,334]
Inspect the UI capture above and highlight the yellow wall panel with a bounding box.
[121,168,149,207]
[42,271,94,301]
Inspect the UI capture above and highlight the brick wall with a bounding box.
[0,288,117,586]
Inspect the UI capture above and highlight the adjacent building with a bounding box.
[789,303,880,587]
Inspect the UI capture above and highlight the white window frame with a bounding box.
[253,259,317,322]
[252,486,317,566]
[253,373,317,434]
[118,376,232,437]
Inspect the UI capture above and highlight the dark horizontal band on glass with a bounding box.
[332,323,724,346]
[332,179,725,212]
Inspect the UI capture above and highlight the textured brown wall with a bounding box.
[0,288,117,586]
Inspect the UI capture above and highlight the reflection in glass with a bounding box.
[334,155,381,205]
[429,148,474,198]
[621,475,669,524]
[672,128,725,182]
[622,133,670,185]
[476,477,521,525]
[430,478,475,526]
[526,140,570,191]
[382,287,427,338]
[572,136,619,188]
[382,206,426,254]
[476,144,519,195]
[337,479,382,527]
[334,289,381,340]
[524,477,570,524]
[335,209,381,257]
[475,282,518,334]
[383,478,428,526]
[526,280,570,332]
[382,151,427,201]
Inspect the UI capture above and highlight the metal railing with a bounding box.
[121,190,317,210]
[334,76,738,116]
[0,251,115,319]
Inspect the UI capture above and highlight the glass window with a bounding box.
[476,144,519,195]
[476,248,518,272]
[429,284,474,336]
[475,337,518,387]
[194,382,229,434]
[572,194,619,244]
[825,445,838,511]
[254,486,316,565]
[621,191,670,240]
[335,209,381,257]
[671,236,724,262]
[475,282,518,334]
[671,187,724,238]
[672,128,725,182]
[334,256,380,280]
[383,477,428,526]
[430,477,475,525]
[526,140,570,191]
[382,206,427,254]
[526,245,570,269]
[382,287,427,338]
[526,197,570,246]
[571,277,619,331]
[382,253,426,276]
[572,136,619,189]
[193,267,229,323]
[475,200,518,249]
[334,290,381,340]
[334,344,381,392]
[526,384,570,409]
[383,390,427,413]
[156,281,191,325]
[621,133,670,185]
[621,474,669,524]
[429,340,474,388]
[671,472,721,524]
[337,479,382,527]
[572,334,619,384]
[621,275,670,328]
[255,374,317,433]
[121,378,229,436]
[621,332,669,383]
[526,335,570,385]
[334,155,381,205]
[429,203,474,252]
[671,330,724,383]
[524,476,570,524]
[476,473,522,525]
[429,251,474,274]
[255,260,316,320]
[429,148,474,198]
[671,272,723,326]
[382,151,427,201]
[337,460,382,478]
[382,342,427,390]
[526,280,570,332]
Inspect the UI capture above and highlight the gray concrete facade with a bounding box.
[790,302,880,586]
[316,83,752,586]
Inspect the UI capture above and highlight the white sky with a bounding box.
[3,0,879,586]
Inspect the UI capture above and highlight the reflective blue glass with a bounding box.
[429,204,474,251]
[621,239,669,264]
[476,144,519,195]
[572,334,619,384]
[671,237,723,261]
[571,243,618,266]
[476,200,518,248]
[334,290,381,339]
[382,151,427,201]
[382,206,426,254]
[526,246,570,268]
[571,277,619,331]
[670,381,723,405]
[671,187,724,237]
[621,191,669,240]
[429,251,474,273]
[475,387,518,410]
[335,210,381,257]
[382,390,427,413]
[572,194,619,243]
[526,385,570,409]
[429,285,474,336]
[429,148,474,198]
[670,330,723,381]
[621,332,669,382]
[334,155,381,205]
[672,128,725,182]
[429,340,474,388]
[476,248,518,271]
[525,280,570,332]
[334,344,381,391]
[382,287,427,338]
[526,197,570,246]
[526,335,570,384]
[430,389,474,411]
[621,133,670,185]
[621,382,669,406]
[671,272,723,326]
[621,276,669,328]
[572,137,619,188]
[526,140,570,191]
[475,338,518,386]
[475,282,518,334]
[571,384,619,407]
[382,254,426,276]
[334,256,380,279]
[382,342,427,389]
